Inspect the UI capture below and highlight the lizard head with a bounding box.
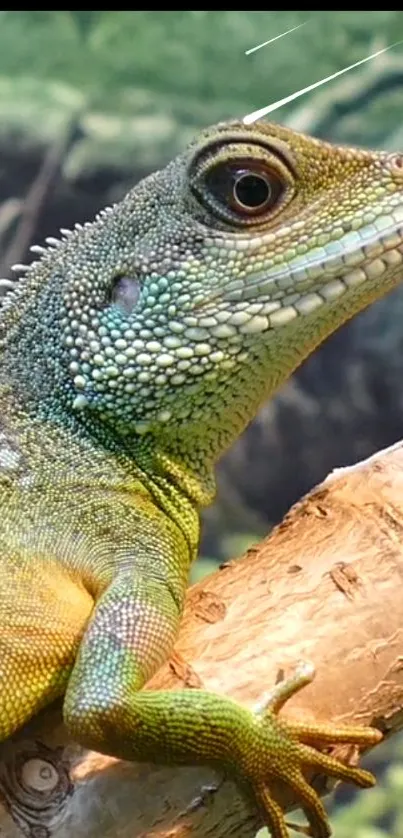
[2,120,403,473]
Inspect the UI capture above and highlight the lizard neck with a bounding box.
[0,274,396,518]
[0,379,203,562]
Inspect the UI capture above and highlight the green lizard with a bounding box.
[0,119,402,838]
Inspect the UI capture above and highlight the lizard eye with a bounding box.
[189,141,293,227]
[230,167,282,214]
[205,161,283,219]
[110,275,141,315]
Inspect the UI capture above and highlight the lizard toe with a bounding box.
[298,742,376,788]
[286,775,331,838]
[254,785,290,838]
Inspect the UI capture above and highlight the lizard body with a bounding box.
[1,120,402,837]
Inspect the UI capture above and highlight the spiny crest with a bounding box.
[0,229,72,312]
[0,205,116,312]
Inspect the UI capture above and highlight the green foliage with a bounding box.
[0,12,402,175]
[0,11,401,114]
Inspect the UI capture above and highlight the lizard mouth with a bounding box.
[194,206,403,323]
[229,214,403,300]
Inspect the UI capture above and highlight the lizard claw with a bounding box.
[244,664,381,838]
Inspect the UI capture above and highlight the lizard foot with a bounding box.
[241,662,382,838]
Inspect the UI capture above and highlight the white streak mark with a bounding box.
[245,23,306,56]
[243,41,403,124]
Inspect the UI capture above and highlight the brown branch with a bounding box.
[1,442,403,837]
[0,118,80,279]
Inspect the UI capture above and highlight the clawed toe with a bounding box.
[256,773,331,838]
[299,743,376,788]
[255,786,290,838]
[286,719,382,749]
[287,775,331,838]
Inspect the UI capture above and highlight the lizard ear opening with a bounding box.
[109,275,141,316]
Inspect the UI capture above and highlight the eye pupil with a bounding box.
[234,172,270,209]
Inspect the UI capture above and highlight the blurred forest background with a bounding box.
[0,11,403,837]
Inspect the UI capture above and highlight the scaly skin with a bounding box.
[0,119,402,837]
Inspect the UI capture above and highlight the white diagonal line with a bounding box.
[244,41,403,124]
[245,23,306,56]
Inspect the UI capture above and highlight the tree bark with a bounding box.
[1,442,403,838]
